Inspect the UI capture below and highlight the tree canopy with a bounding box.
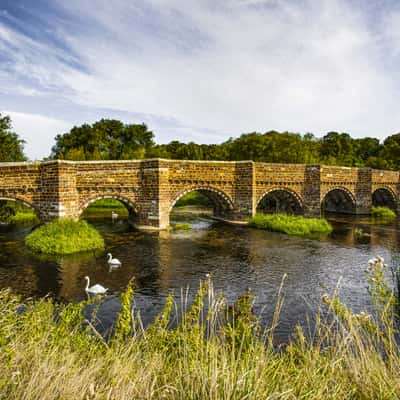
[0,113,26,162]
[51,119,155,160]
[49,118,400,170]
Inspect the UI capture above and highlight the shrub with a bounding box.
[25,218,104,255]
[249,213,333,236]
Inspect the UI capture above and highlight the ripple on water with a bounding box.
[0,215,399,341]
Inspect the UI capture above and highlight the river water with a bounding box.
[1,208,399,341]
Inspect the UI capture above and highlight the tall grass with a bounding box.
[1,261,400,399]
[249,213,333,236]
[25,218,105,255]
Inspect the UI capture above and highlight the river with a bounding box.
[1,207,399,341]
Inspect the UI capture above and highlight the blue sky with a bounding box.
[1,0,400,160]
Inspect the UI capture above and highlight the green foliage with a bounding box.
[25,218,105,254]
[7,211,39,225]
[86,199,126,209]
[2,267,400,399]
[45,116,400,171]
[171,223,191,231]
[0,113,26,162]
[52,119,155,161]
[371,206,396,220]
[81,199,129,219]
[0,201,39,225]
[175,191,212,207]
[114,281,135,343]
[249,213,333,236]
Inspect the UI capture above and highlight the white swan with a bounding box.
[107,253,121,266]
[84,276,108,294]
[111,211,118,222]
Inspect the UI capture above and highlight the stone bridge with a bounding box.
[0,159,398,229]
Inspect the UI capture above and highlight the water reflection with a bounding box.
[0,212,399,340]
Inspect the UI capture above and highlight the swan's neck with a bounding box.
[85,277,90,290]
[108,254,112,262]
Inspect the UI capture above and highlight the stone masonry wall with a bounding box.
[0,159,399,228]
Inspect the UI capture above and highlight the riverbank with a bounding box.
[371,206,396,220]
[249,213,333,236]
[0,262,399,400]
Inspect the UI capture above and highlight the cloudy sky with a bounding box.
[1,0,400,160]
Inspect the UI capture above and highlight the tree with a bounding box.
[380,133,400,170]
[51,119,155,160]
[0,113,26,162]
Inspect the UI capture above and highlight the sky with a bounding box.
[1,0,400,160]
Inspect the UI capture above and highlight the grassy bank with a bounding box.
[0,201,39,225]
[25,219,104,255]
[249,213,333,236]
[175,191,212,207]
[0,259,400,400]
[81,199,129,219]
[371,206,396,220]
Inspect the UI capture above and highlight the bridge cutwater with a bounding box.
[0,159,398,229]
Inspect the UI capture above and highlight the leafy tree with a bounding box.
[52,119,155,160]
[379,133,400,170]
[0,113,26,162]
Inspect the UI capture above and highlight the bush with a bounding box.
[371,206,396,220]
[25,218,104,255]
[249,213,333,236]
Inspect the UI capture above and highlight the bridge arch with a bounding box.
[170,186,234,219]
[256,188,304,214]
[322,187,356,214]
[78,195,138,218]
[372,187,398,211]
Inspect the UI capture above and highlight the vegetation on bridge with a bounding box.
[249,213,333,236]
[1,261,400,399]
[25,219,104,255]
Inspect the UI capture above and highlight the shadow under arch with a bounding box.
[322,188,356,214]
[256,188,304,215]
[79,195,139,222]
[372,187,398,212]
[170,187,234,219]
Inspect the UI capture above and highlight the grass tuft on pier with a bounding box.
[249,213,332,236]
[25,218,104,255]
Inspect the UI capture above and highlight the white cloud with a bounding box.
[2,110,71,160]
[2,0,400,158]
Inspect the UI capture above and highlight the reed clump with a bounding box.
[249,213,333,236]
[1,260,400,399]
[25,218,105,255]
